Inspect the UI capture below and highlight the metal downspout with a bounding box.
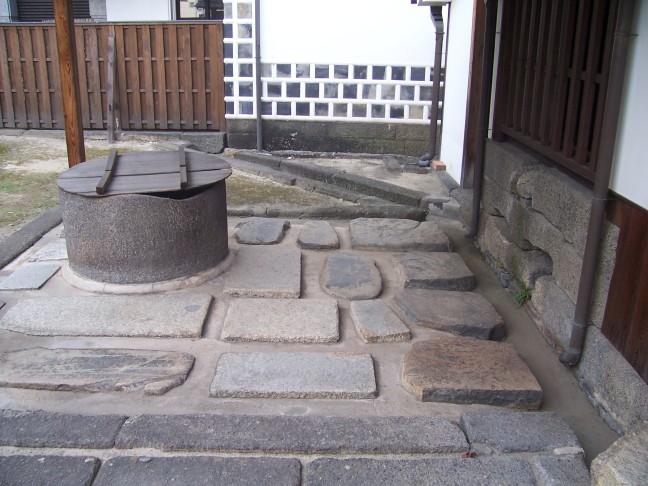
[254,0,263,152]
[466,0,498,239]
[560,0,636,366]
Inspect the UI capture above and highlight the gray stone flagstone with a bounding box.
[591,421,648,486]
[210,352,376,399]
[395,289,505,340]
[28,239,68,261]
[321,251,382,300]
[532,455,590,486]
[391,252,475,290]
[223,247,301,298]
[0,348,194,395]
[350,300,411,342]
[0,294,212,337]
[221,298,339,343]
[0,263,60,290]
[235,217,290,245]
[0,455,101,486]
[349,218,451,251]
[297,220,340,249]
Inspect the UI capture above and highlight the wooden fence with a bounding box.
[0,22,225,132]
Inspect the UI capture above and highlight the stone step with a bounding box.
[350,218,451,252]
[234,217,290,245]
[402,335,542,408]
[209,352,376,399]
[321,252,382,300]
[391,252,475,291]
[297,220,340,249]
[0,455,100,486]
[350,300,411,342]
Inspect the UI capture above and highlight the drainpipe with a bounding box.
[254,0,263,152]
[560,0,636,366]
[465,0,498,239]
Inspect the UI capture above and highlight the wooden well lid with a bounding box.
[57,148,231,197]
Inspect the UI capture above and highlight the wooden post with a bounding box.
[54,0,85,167]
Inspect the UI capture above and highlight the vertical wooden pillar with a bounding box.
[54,0,85,166]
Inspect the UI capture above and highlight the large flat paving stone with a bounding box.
[0,455,100,486]
[532,455,590,486]
[0,263,60,290]
[116,414,467,453]
[0,348,194,396]
[210,352,376,399]
[298,220,340,249]
[591,420,648,486]
[235,217,290,245]
[223,247,301,298]
[395,289,505,340]
[350,300,410,342]
[303,457,536,486]
[349,218,452,251]
[27,239,68,261]
[93,457,300,486]
[0,410,126,448]
[0,294,212,337]
[321,251,382,300]
[403,336,543,408]
[221,298,338,343]
[391,252,475,290]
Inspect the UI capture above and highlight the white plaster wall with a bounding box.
[439,0,473,183]
[259,0,438,65]
[610,0,648,211]
[106,0,172,21]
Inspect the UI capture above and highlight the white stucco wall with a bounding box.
[106,0,172,21]
[610,0,648,211]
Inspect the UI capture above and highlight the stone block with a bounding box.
[392,252,475,291]
[321,252,382,300]
[350,218,451,252]
[482,176,507,217]
[590,221,620,328]
[234,218,290,245]
[180,132,226,153]
[529,276,574,350]
[350,300,411,342]
[297,221,340,249]
[0,455,100,486]
[591,421,648,486]
[505,195,536,250]
[332,173,424,206]
[395,124,428,140]
[27,239,68,261]
[532,455,590,486]
[0,263,60,290]
[484,140,541,192]
[551,241,582,302]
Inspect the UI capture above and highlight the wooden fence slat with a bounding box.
[114,25,128,130]
[126,26,143,130]
[207,24,225,131]
[528,0,549,139]
[141,26,155,129]
[539,0,561,144]
[32,26,53,128]
[194,25,207,129]
[88,26,103,128]
[0,28,17,128]
[19,28,39,128]
[7,28,28,127]
[520,0,540,135]
[180,25,194,129]
[153,24,168,129]
[167,24,181,129]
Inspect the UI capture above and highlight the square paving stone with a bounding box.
[532,455,590,486]
[0,263,60,290]
[0,455,100,486]
[350,300,410,342]
[297,220,340,249]
[403,335,543,408]
[27,240,68,262]
[235,217,290,245]
[223,247,301,298]
[391,252,475,291]
[321,252,382,300]
[221,298,339,343]
[349,218,451,251]
[210,352,376,399]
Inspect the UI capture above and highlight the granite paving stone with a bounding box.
[0,263,60,290]
[27,239,68,261]
[321,251,382,300]
[591,420,648,486]
[303,457,536,486]
[221,298,339,343]
[403,336,543,408]
[116,414,467,453]
[93,456,301,486]
[210,352,376,399]
[349,218,452,251]
[235,217,290,244]
[391,252,475,290]
[297,220,340,249]
[0,455,100,486]
[395,289,505,340]
[223,247,301,298]
[532,455,590,486]
[0,294,212,337]
[350,300,411,342]
[0,348,195,395]
[0,410,126,449]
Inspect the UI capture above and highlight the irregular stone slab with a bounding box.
[350,300,410,342]
[0,294,212,337]
[116,414,466,453]
[391,252,475,290]
[460,410,581,453]
[0,455,100,486]
[303,457,535,486]
[591,421,648,486]
[321,252,382,300]
[28,239,68,261]
[0,409,126,448]
[403,336,543,408]
[349,218,451,251]
[93,457,301,486]
[297,220,340,249]
[210,352,376,399]
[395,289,505,340]
[235,217,290,245]
[223,247,301,298]
[221,298,339,343]
[0,263,60,290]
[0,348,194,395]
[532,455,590,486]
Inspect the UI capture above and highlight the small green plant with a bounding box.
[513,278,533,307]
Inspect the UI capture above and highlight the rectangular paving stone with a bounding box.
[0,294,212,337]
[93,456,300,486]
[116,414,467,453]
[532,455,590,486]
[0,348,194,396]
[28,239,68,261]
[350,300,411,342]
[224,247,301,298]
[350,218,451,251]
[0,455,100,486]
[221,298,339,343]
[210,352,376,399]
[0,263,60,290]
[0,409,126,448]
[391,252,475,291]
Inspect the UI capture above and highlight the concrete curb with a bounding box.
[227,205,426,221]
